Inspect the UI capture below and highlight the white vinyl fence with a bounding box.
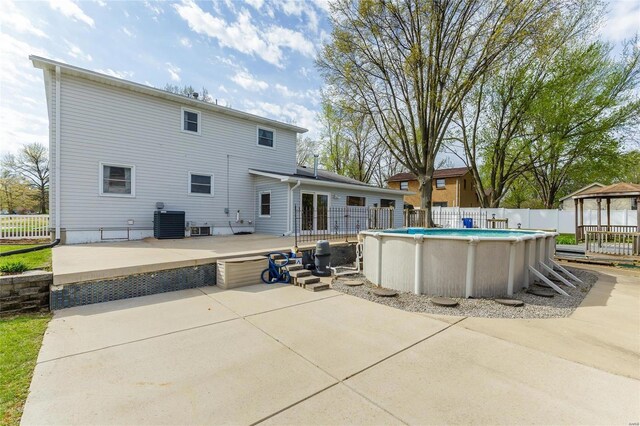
[0,215,50,239]
[429,207,637,233]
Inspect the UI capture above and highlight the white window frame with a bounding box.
[400,181,409,190]
[99,162,136,198]
[436,178,446,189]
[346,195,366,207]
[256,126,276,149]
[181,107,201,135]
[259,191,271,217]
[188,172,214,197]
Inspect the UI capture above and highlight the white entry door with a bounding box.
[301,191,330,233]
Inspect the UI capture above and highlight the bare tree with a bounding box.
[296,135,316,166]
[2,142,49,213]
[318,0,558,225]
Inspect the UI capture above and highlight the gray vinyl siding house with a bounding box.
[31,56,407,244]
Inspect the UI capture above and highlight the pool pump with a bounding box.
[312,240,332,277]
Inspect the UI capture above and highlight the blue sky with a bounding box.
[0,0,638,156]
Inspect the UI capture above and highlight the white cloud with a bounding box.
[180,37,192,48]
[274,84,321,104]
[244,100,316,136]
[600,1,640,42]
[48,0,95,28]
[231,70,269,91]
[95,68,134,79]
[300,67,310,78]
[166,63,181,82]
[95,0,107,6]
[122,27,134,37]
[244,0,264,10]
[218,84,229,93]
[266,27,316,58]
[0,1,48,38]
[173,0,315,68]
[66,41,93,62]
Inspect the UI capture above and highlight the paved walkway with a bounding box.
[23,264,640,425]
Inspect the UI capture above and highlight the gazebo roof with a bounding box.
[573,182,640,199]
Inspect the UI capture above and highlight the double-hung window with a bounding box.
[182,107,200,134]
[400,181,409,191]
[189,172,213,196]
[100,163,135,197]
[257,127,275,148]
[260,192,271,217]
[436,178,446,189]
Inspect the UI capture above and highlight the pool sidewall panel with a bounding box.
[423,239,467,297]
[381,237,415,293]
[473,241,510,298]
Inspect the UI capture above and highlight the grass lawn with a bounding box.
[556,233,577,245]
[0,245,52,273]
[0,313,51,426]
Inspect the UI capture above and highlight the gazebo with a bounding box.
[573,182,640,256]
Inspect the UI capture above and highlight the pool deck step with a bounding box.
[286,264,304,272]
[289,269,311,286]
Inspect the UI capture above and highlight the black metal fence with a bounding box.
[294,205,394,244]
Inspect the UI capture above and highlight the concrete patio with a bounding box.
[51,233,348,285]
[22,264,640,425]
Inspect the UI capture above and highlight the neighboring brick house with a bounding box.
[388,167,480,208]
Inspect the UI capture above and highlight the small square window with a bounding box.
[101,163,134,197]
[189,173,213,195]
[436,179,446,189]
[346,196,366,206]
[257,128,274,148]
[182,108,200,134]
[260,192,271,216]
[380,199,396,208]
[400,181,409,190]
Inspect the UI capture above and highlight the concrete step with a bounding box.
[298,276,320,286]
[286,264,304,271]
[305,282,330,292]
[289,269,311,278]
[274,259,289,266]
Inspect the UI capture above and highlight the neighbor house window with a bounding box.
[400,181,409,190]
[463,179,467,190]
[380,199,396,208]
[182,107,200,134]
[260,192,271,217]
[436,179,446,189]
[257,127,275,148]
[100,163,134,197]
[189,172,213,195]
[346,196,366,206]
[433,201,448,207]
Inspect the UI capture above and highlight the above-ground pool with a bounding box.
[361,228,557,298]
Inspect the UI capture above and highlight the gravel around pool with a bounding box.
[331,267,597,319]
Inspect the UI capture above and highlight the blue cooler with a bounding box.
[462,218,473,228]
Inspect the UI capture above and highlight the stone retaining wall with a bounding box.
[0,271,52,316]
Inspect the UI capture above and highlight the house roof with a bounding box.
[573,182,640,199]
[558,182,605,202]
[388,167,470,182]
[29,56,308,134]
[249,168,413,196]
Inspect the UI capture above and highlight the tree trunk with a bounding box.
[419,173,435,228]
[40,185,47,214]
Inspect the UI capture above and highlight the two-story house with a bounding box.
[388,168,480,208]
[31,56,407,244]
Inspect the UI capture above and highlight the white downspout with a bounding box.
[285,179,301,235]
[55,66,61,240]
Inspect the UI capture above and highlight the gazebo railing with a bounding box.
[576,225,637,242]
[585,230,640,256]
